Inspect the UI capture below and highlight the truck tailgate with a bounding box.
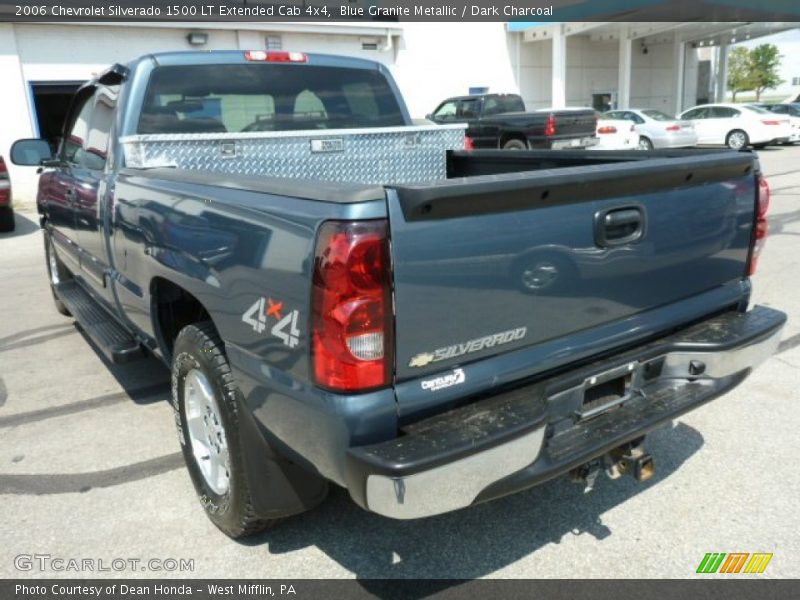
[387,152,756,413]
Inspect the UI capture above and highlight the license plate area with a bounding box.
[581,372,632,417]
[548,361,641,425]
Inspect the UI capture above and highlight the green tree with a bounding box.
[727,46,754,102]
[748,44,784,101]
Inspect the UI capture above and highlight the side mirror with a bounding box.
[10,139,54,166]
[425,113,434,121]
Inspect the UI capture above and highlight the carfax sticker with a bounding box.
[242,297,300,348]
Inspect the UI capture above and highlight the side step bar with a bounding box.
[55,281,144,364]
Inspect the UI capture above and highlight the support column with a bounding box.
[617,30,632,109]
[715,41,729,102]
[673,34,686,115]
[551,25,566,108]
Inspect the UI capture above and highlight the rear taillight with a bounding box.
[665,125,681,132]
[0,158,9,205]
[760,119,780,126]
[244,50,308,63]
[544,114,556,137]
[748,175,771,276]
[464,135,474,150]
[311,220,393,392]
[597,126,617,134]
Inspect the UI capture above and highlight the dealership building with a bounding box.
[0,20,797,204]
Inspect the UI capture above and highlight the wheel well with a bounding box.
[151,278,211,358]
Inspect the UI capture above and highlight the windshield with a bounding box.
[642,110,674,121]
[138,64,405,134]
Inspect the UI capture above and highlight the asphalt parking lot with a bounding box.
[1,146,799,581]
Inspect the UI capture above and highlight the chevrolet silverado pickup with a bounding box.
[427,93,598,150]
[11,51,785,538]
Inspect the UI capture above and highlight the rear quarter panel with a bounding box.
[110,174,398,482]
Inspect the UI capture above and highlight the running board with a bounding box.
[55,281,144,364]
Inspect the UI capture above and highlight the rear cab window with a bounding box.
[138,64,405,134]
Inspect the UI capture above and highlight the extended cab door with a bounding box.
[74,85,117,298]
[45,90,97,274]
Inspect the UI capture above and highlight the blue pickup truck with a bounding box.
[11,51,785,538]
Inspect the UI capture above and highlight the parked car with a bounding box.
[11,51,785,538]
[589,118,639,150]
[602,109,698,150]
[679,103,791,149]
[0,156,13,232]
[428,93,598,149]
[748,103,800,144]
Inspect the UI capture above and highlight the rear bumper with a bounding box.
[345,306,785,519]
[547,135,599,150]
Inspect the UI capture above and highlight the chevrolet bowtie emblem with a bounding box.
[408,352,435,368]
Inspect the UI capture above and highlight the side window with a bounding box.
[604,111,621,120]
[712,107,738,118]
[62,93,94,164]
[483,97,502,116]
[627,112,645,124]
[433,101,457,121]
[458,99,479,119]
[683,107,707,120]
[84,87,118,171]
[770,105,786,114]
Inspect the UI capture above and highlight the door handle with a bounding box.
[595,205,645,247]
[65,188,77,204]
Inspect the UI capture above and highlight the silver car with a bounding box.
[602,109,698,150]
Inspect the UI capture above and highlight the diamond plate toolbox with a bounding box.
[120,124,466,185]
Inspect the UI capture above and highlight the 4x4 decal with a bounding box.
[242,297,300,348]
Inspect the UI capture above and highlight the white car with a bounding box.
[590,118,639,150]
[679,103,792,149]
[750,103,800,144]
[602,109,698,150]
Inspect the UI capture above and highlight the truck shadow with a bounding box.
[247,421,703,587]
[0,211,40,239]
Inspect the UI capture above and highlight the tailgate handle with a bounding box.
[595,206,645,247]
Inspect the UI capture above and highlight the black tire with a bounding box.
[637,136,654,151]
[172,321,283,538]
[44,232,72,316]
[726,129,749,150]
[503,138,528,150]
[0,206,14,233]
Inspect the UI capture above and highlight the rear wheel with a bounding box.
[172,321,284,538]
[44,232,71,316]
[503,138,528,150]
[0,207,14,233]
[637,136,653,151]
[726,129,749,150]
